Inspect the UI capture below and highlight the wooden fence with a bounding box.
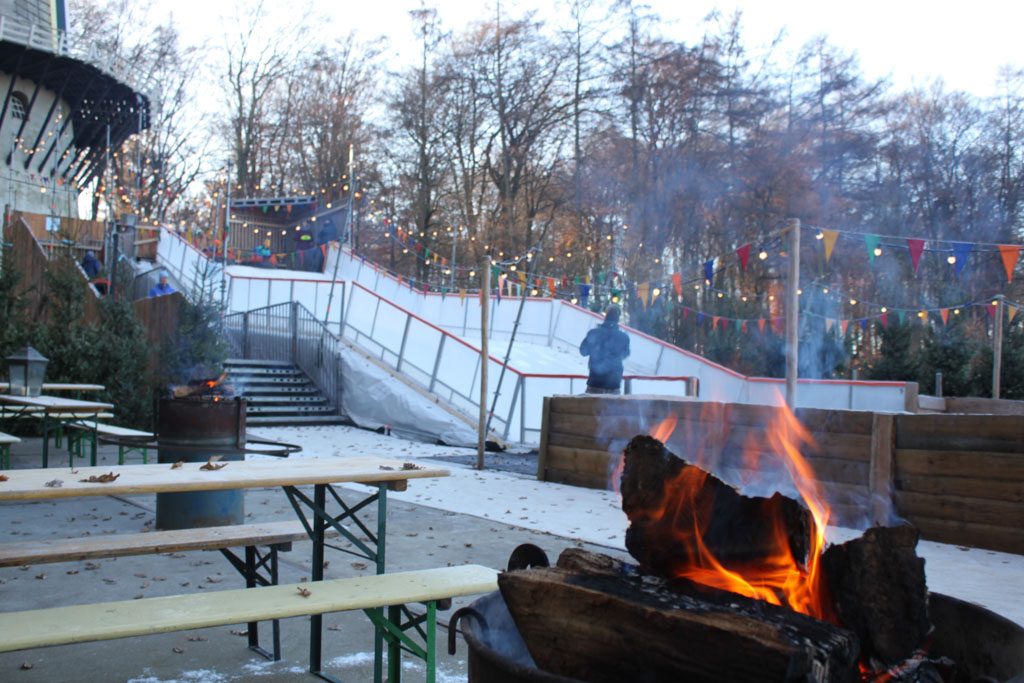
[4,217,100,325]
[537,395,1023,555]
[134,292,183,375]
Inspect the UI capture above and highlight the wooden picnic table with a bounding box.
[0,383,105,393]
[0,456,449,681]
[0,394,114,467]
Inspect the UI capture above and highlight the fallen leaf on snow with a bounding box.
[171,461,184,469]
[401,462,423,470]
[0,474,8,482]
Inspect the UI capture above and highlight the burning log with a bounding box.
[499,548,861,683]
[170,373,232,400]
[822,525,931,667]
[620,434,814,576]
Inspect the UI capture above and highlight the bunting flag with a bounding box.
[580,284,591,307]
[547,277,556,296]
[825,318,835,333]
[440,287,447,301]
[880,312,888,327]
[757,318,766,333]
[683,307,690,321]
[459,288,467,304]
[940,308,949,324]
[1009,304,1019,322]
[987,303,997,318]
[741,321,748,333]
[517,271,527,285]
[896,310,906,324]
[704,259,715,283]
[998,245,1020,283]
[822,230,839,263]
[860,319,868,330]
[696,312,706,326]
[712,316,720,331]
[736,244,751,271]
[865,234,881,263]
[952,242,972,277]
[637,283,650,309]
[840,319,850,336]
[672,272,682,296]
[772,317,785,334]
[907,239,925,273]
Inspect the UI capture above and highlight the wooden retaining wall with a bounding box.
[893,414,1024,555]
[538,396,1023,555]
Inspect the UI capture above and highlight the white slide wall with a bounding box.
[159,230,915,443]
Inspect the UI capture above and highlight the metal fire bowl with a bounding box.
[454,590,1024,683]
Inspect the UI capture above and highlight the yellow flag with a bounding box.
[459,288,467,305]
[822,230,839,264]
[637,283,649,309]
[1008,304,1018,322]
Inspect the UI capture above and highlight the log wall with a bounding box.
[538,396,1023,555]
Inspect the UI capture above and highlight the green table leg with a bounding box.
[41,415,49,468]
[0,444,9,469]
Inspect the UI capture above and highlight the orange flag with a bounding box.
[822,230,839,264]
[637,283,650,309]
[547,277,556,295]
[758,318,766,332]
[712,316,720,330]
[1008,304,1018,322]
[998,245,1020,283]
[940,308,949,324]
[840,320,850,336]
[672,272,682,296]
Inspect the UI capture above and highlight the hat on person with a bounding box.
[160,271,169,280]
[605,304,621,323]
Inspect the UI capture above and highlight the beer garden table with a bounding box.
[0,456,450,681]
[0,394,114,467]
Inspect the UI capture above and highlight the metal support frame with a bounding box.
[218,543,286,661]
[24,70,72,169]
[281,482,390,683]
[35,72,96,173]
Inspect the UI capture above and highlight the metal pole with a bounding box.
[221,162,231,308]
[935,371,943,398]
[993,294,1004,399]
[322,145,355,336]
[449,231,456,291]
[784,218,800,408]
[477,256,490,470]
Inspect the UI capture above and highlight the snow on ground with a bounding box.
[252,424,1024,626]
[227,264,333,280]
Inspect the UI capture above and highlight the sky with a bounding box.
[167,0,1024,98]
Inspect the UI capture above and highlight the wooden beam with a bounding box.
[869,413,894,525]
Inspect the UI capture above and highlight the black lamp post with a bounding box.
[5,346,49,396]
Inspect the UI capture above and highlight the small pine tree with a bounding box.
[159,262,228,387]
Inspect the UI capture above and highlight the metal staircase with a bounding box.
[224,358,348,427]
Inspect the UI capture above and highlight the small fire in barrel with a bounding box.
[169,372,233,401]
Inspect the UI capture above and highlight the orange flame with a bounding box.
[644,405,833,621]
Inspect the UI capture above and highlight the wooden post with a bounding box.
[477,257,490,470]
[536,396,551,480]
[993,294,1004,399]
[869,413,895,526]
[785,218,801,408]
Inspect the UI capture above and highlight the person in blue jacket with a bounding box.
[148,271,175,298]
[580,304,631,394]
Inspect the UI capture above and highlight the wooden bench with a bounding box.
[66,420,153,465]
[0,564,498,683]
[0,431,19,469]
[0,520,334,661]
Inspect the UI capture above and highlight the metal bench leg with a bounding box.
[41,415,50,468]
[363,600,439,683]
[0,444,8,470]
[89,429,97,467]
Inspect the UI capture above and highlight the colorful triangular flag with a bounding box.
[998,245,1020,283]
[840,319,850,336]
[952,242,972,277]
[736,244,751,271]
[1008,304,1018,322]
[907,238,925,273]
[940,308,949,324]
[704,259,715,283]
[822,230,839,264]
[672,272,682,297]
[865,234,881,264]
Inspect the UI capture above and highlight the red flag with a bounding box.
[682,307,690,321]
[736,244,751,271]
[940,308,949,324]
[672,272,682,296]
[547,277,556,295]
[840,320,850,336]
[757,318,766,333]
[880,312,888,327]
[907,238,925,273]
[712,316,720,330]
[741,321,748,333]
[988,304,997,318]
[998,245,1020,283]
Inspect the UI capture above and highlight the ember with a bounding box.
[168,372,233,400]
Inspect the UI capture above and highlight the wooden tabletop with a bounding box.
[0,383,105,393]
[0,395,114,413]
[0,456,449,501]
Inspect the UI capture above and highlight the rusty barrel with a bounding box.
[155,397,247,530]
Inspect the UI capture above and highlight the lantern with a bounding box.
[5,346,48,396]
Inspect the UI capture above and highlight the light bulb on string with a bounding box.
[611,295,620,303]
[768,294,775,301]
[570,297,578,305]
[652,288,661,298]
[758,250,768,260]
[823,287,829,294]
[815,232,824,240]
[881,307,888,313]
[531,288,539,296]
[717,292,724,298]
[873,246,882,257]
[849,299,857,305]
[954,308,961,315]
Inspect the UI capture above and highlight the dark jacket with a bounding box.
[81,252,101,280]
[580,321,631,389]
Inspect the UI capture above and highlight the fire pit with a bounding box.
[455,404,1024,682]
[453,584,1024,683]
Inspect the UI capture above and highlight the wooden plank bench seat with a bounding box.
[0,431,19,469]
[0,520,339,660]
[66,420,153,465]
[0,520,327,567]
[0,564,498,682]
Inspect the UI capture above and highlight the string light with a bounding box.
[815,232,824,240]
[873,246,883,257]
[758,250,768,260]
[881,306,888,313]
[947,255,956,265]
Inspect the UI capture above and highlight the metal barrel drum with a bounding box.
[155,397,247,530]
